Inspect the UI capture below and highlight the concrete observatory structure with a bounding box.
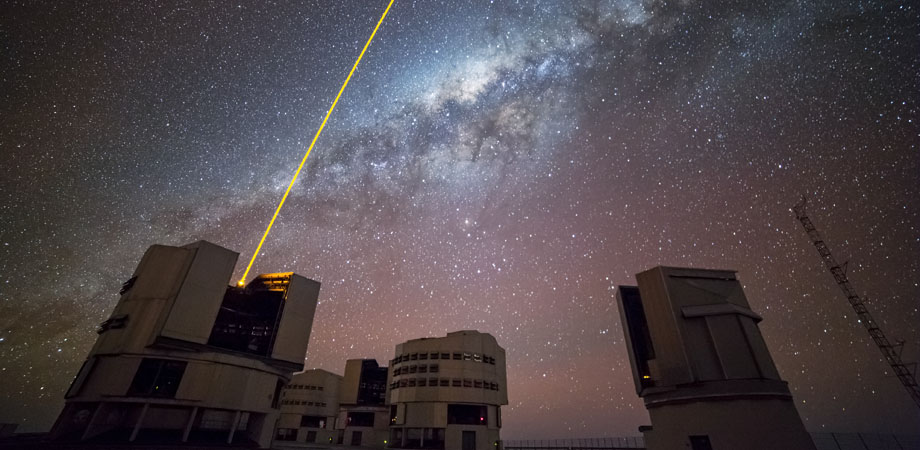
[616,266,815,450]
[387,330,508,450]
[51,241,320,448]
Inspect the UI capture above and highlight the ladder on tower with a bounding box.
[793,197,920,410]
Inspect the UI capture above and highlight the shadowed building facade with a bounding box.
[275,359,390,447]
[336,359,391,447]
[50,240,320,448]
[617,266,815,450]
[276,368,342,444]
[387,331,508,450]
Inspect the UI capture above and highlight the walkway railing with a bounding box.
[501,433,920,450]
[501,437,645,450]
[811,433,920,450]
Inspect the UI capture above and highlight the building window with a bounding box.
[447,404,487,425]
[276,428,297,441]
[429,364,439,373]
[410,353,418,360]
[408,379,417,387]
[127,358,187,398]
[453,353,462,360]
[347,412,375,427]
[441,353,450,359]
[399,379,408,388]
[440,379,450,387]
[306,430,317,443]
[429,377,438,386]
[409,365,418,374]
[452,379,461,387]
[463,353,472,361]
[419,353,428,360]
[419,365,428,373]
[301,415,325,428]
[463,379,472,388]
[474,380,483,389]
[689,436,713,450]
[430,352,440,360]
[418,378,427,387]
[473,353,482,362]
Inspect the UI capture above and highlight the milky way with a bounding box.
[1,0,918,437]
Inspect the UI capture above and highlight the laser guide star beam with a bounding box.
[238,0,395,286]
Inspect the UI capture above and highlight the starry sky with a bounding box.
[1,0,919,438]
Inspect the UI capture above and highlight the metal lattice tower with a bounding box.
[793,197,920,410]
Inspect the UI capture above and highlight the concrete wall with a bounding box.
[340,359,364,405]
[271,274,320,365]
[278,369,342,444]
[389,330,508,406]
[445,426,500,450]
[645,397,815,450]
[335,407,390,445]
[67,353,285,413]
[160,241,238,345]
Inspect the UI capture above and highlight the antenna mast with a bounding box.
[793,197,920,409]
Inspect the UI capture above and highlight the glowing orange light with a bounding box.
[642,375,651,379]
[238,0,395,285]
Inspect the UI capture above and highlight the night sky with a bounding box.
[1,0,919,438]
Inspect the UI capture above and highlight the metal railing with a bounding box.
[811,433,920,450]
[501,437,645,450]
[501,434,920,450]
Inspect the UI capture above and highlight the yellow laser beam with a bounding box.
[238,0,395,286]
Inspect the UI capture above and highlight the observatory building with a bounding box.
[276,368,342,444]
[276,359,390,446]
[336,359,391,446]
[51,241,320,448]
[617,266,815,450]
[387,330,508,450]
